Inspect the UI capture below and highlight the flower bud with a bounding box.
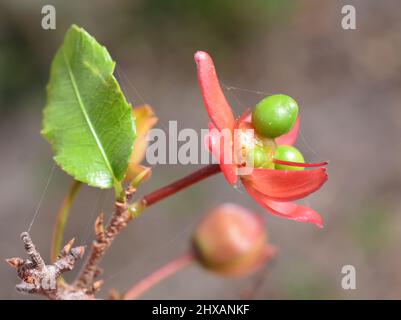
[192,204,275,276]
[125,105,157,183]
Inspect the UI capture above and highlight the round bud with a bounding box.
[192,204,269,276]
[252,94,298,138]
[274,145,305,170]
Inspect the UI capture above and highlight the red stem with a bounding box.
[75,165,220,289]
[141,164,221,207]
[124,251,196,300]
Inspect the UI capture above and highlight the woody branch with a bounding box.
[5,232,92,299]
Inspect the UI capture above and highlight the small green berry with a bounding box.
[248,145,267,168]
[252,94,298,138]
[274,145,305,171]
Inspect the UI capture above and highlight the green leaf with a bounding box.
[42,25,136,189]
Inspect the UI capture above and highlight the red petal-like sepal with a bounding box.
[243,181,324,227]
[272,159,328,168]
[205,122,238,185]
[243,168,328,201]
[195,51,235,131]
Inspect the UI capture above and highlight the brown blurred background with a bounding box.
[1,0,401,299]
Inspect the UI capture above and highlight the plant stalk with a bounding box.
[50,180,82,262]
[124,251,195,300]
[140,164,221,208]
[75,164,221,289]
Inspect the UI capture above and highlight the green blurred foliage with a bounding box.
[0,23,45,110]
[0,0,297,113]
[128,0,296,57]
[349,202,393,254]
[279,266,333,299]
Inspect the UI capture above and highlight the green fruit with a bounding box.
[252,94,298,138]
[248,145,267,168]
[274,145,305,171]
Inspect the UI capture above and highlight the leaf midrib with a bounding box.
[62,48,116,184]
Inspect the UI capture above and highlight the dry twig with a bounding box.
[5,232,93,299]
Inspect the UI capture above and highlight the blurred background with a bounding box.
[1,0,401,299]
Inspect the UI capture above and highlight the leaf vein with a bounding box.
[61,47,116,184]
